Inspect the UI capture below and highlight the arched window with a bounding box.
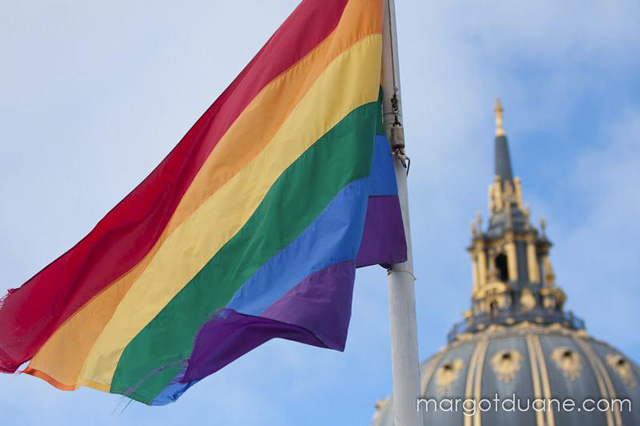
[495,254,509,282]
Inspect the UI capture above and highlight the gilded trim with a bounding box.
[527,242,540,282]
[420,352,446,395]
[478,249,487,287]
[473,340,489,426]
[495,98,505,136]
[532,335,555,426]
[464,340,484,426]
[526,334,545,426]
[580,341,623,426]
[472,255,480,292]
[506,242,519,281]
[573,338,616,426]
[520,288,537,312]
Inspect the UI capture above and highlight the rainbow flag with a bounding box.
[0,0,406,405]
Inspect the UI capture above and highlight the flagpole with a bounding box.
[381,0,422,425]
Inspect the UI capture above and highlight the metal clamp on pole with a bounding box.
[391,125,410,173]
[388,91,410,173]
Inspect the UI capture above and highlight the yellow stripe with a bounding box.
[75,34,382,388]
[27,0,382,389]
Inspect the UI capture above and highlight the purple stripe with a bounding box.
[356,195,407,268]
[260,260,355,350]
[183,262,355,382]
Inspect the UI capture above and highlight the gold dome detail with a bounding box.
[606,354,638,389]
[491,349,523,384]
[551,347,583,381]
[434,359,464,394]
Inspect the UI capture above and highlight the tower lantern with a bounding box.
[466,99,575,334]
[374,100,640,426]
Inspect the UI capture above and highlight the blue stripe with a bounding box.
[369,134,398,196]
[150,373,196,406]
[226,178,369,315]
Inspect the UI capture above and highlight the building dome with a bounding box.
[373,100,640,425]
[374,324,640,425]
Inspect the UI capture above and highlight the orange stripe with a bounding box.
[23,367,77,392]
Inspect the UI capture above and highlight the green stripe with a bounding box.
[111,102,378,402]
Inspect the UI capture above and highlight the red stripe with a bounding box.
[0,0,349,373]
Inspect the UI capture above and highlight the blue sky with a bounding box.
[1,1,639,424]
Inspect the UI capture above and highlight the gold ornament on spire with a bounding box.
[495,98,505,136]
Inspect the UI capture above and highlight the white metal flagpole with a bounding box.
[381,0,422,425]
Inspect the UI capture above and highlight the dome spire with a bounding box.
[495,97,505,137]
[494,98,514,181]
